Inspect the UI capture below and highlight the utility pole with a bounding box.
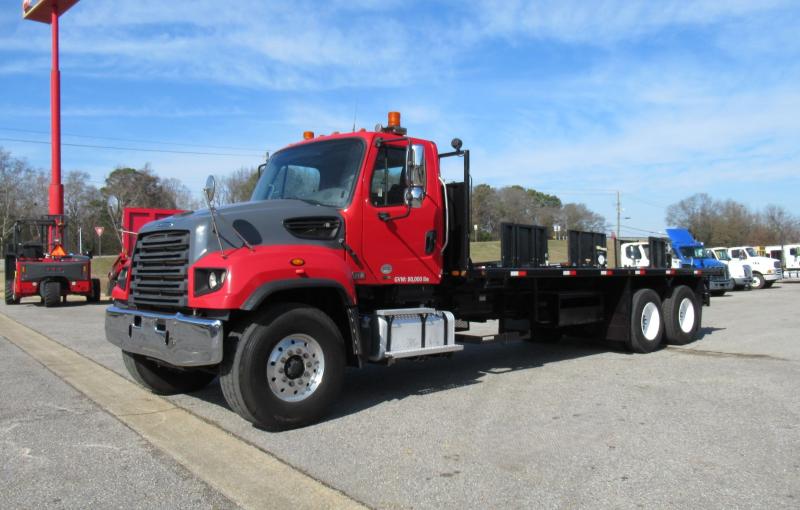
[615,190,621,267]
[616,190,621,240]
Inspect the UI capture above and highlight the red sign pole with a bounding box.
[49,2,63,241]
[23,0,80,253]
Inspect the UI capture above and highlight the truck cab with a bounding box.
[726,246,783,289]
[620,241,650,268]
[708,247,752,289]
[666,228,732,296]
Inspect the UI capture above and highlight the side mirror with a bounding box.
[257,152,269,177]
[405,143,426,186]
[83,250,94,259]
[203,175,216,204]
[404,186,424,208]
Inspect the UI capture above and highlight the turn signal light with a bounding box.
[303,131,314,140]
[290,258,305,266]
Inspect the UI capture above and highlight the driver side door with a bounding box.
[359,141,443,285]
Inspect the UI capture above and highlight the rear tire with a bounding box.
[87,278,101,302]
[42,281,60,307]
[122,351,216,395]
[626,289,664,353]
[662,285,701,345]
[751,272,765,289]
[219,303,346,430]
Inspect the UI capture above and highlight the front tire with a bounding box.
[763,281,775,289]
[220,303,345,430]
[4,276,19,305]
[122,351,216,395]
[662,285,701,345]
[751,272,765,289]
[626,289,664,353]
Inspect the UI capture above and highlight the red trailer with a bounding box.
[106,208,185,296]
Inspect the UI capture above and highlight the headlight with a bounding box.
[195,268,227,296]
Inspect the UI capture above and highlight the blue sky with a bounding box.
[1,0,798,235]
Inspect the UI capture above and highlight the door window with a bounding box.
[370,146,408,207]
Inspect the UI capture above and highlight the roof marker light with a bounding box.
[388,111,401,127]
[303,131,314,140]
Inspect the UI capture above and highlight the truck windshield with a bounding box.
[745,247,757,257]
[679,247,705,258]
[251,139,364,208]
[714,250,731,261]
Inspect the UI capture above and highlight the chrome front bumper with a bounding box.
[105,305,224,367]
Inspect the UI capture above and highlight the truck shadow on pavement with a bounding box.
[190,338,635,425]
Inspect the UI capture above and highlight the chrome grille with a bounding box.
[130,230,189,308]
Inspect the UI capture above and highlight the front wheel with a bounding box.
[751,272,765,289]
[220,304,345,430]
[122,351,216,394]
[4,276,19,305]
[763,281,775,289]
[626,289,664,353]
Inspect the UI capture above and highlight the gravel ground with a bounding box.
[1,284,798,509]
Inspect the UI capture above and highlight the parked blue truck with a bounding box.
[666,228,732,296]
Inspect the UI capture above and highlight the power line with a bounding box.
[620,224,665,235]
[0,126,264,152]
[0,137,263,157]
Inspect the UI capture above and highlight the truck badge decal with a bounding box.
[380,264,393,275]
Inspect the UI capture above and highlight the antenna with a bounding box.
[352,101,358,132]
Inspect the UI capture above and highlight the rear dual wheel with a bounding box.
[626,289,664,353]
[662,285,701,345]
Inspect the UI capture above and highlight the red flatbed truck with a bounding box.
[105,113,708,430]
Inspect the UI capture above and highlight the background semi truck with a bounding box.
[708,248,753,290]
[665,228,732,296]
[764,244,800,280]
[725,246,783,289]
[105,113,708,430]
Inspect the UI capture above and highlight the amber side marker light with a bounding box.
[303,131,314,140]
[290,258,305,266]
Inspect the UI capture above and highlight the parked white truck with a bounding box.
[723,246,782,289]
[764,244,800,280]
[708,247,753,290]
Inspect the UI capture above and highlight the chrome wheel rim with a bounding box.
[266,334,324,402]
[678,297,695,333]
[640,302,661,341]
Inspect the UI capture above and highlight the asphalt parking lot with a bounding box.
[2,283,799,509]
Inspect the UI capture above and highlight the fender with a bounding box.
[239,277,353,310]
[189,244,356,310]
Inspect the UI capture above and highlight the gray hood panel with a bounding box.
[138,200,344,264]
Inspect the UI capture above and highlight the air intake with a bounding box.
[283,217,341,240]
